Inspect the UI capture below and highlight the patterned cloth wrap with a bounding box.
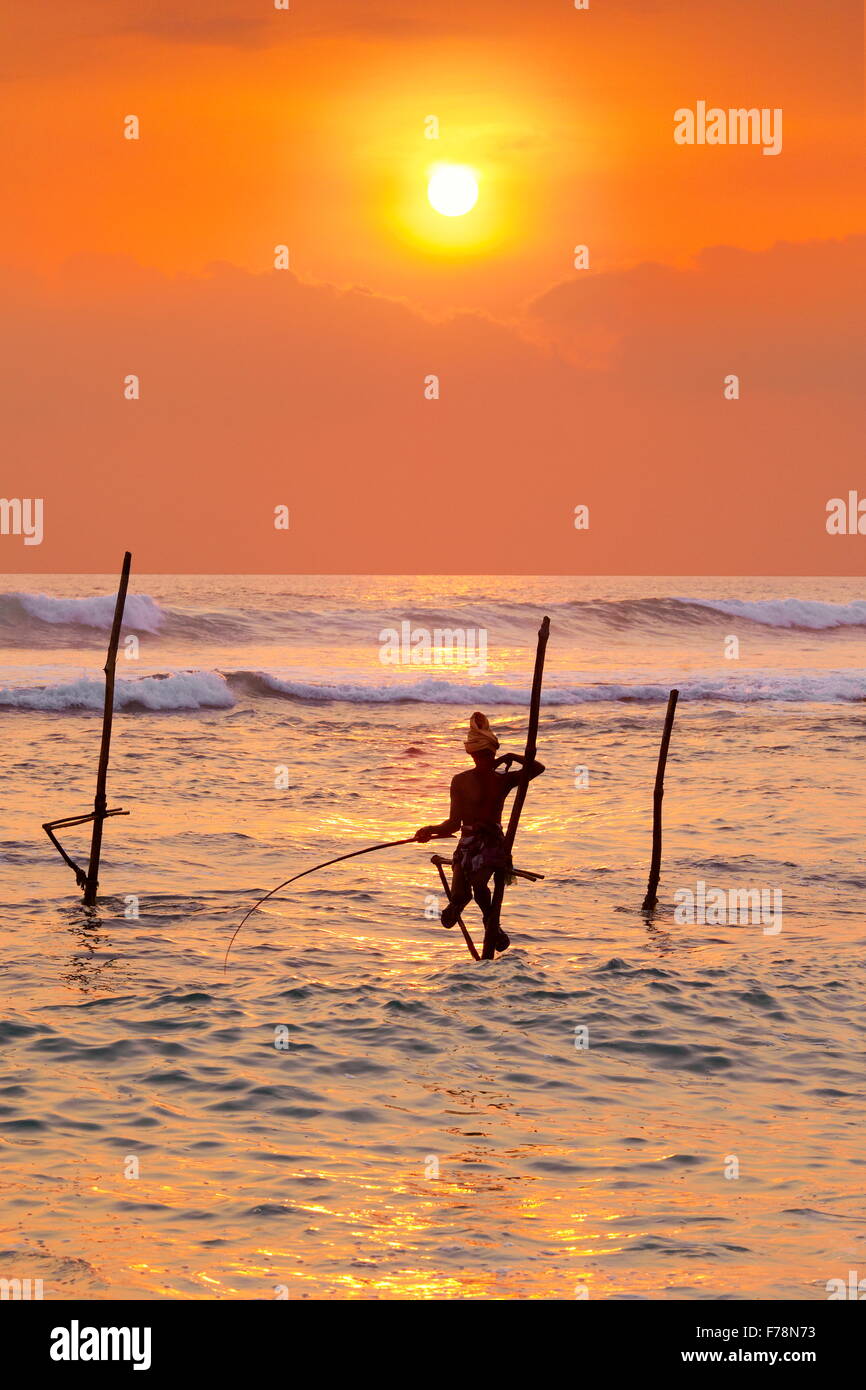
[454,822,513,884]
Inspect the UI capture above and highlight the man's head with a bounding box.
[464,711,499,766]
[470,747,495,768]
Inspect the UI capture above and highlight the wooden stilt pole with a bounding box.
[482,615,551,959]
[82,552,131,906]
[641,688,679,912]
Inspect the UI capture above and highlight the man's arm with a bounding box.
[503,753,545,786]
[415,776,461,842]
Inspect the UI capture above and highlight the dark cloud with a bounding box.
[528,237,866,394]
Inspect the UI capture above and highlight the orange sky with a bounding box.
[1,0,864,572]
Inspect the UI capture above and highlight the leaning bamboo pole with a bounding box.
[431,856,480,961]
[82,552,132,905]
[641,688,679,912]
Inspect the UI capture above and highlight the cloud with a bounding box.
[528,236,866,394]
[0,255,579,570]
[3,0,463,55]
[1,237,862,574]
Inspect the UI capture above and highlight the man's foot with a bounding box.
[493,928,510,953]
[440,906,456,929]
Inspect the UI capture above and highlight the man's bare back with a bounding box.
[446,763,522,832]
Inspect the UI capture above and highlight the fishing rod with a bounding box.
[223,836,418,971]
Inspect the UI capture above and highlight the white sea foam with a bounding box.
[227,670,866,706]
[0,670,233,712]
[3,589,866,644]
[676,597,866,630]
[3,665,865,713]
[5,591,165,633]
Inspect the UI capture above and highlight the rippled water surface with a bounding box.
[1,576,865,1299]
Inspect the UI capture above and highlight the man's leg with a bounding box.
[475,870,510,956]
[441,859,472,928]
[471,876,492,919]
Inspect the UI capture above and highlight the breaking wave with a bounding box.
[226,670,866,706]
[677,597,866,630]
[3,665,866,712]
[0,591,165,636]
[0,670,233,712]
[3,590,866,649]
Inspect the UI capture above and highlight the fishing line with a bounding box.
[223,836,418,971]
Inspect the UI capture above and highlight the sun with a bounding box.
[427,164,479,217]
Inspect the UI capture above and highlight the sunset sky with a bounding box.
[1,0,864,572]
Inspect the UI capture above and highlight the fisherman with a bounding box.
[415,712,545,953]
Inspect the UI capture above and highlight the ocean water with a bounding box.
[1,574,865,1300]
